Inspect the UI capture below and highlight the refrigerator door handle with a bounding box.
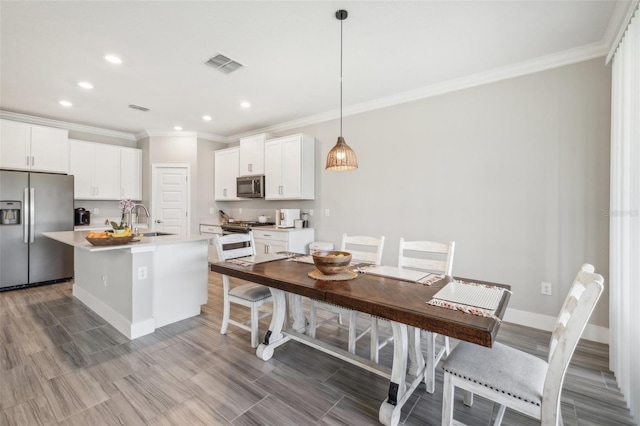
[29,188,35,243]
[23,188,29,243]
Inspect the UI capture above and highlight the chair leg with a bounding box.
[250,303,259,348]
[491,404,506,426]
[444,335,451,356]
[441,372,455,426]
[308,302,317,338]
[370,316,379,362]
[221,282,231,335]
[463,390,473,406]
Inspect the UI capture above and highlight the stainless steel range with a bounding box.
[221,221,275,234]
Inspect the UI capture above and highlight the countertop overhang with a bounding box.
[43,231,210,252]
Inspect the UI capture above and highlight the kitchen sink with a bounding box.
[141,232,174,237]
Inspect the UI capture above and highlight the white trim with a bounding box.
[73,284,156,339]
[227,43,608,140]
[605,0,640,64]
[136,129,227,143]
[0,110,137,141]
[504,308,608,344]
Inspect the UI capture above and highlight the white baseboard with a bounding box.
[504,308,609,344]
[73,284,155,339]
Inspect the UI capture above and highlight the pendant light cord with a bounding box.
[340,16,343,137]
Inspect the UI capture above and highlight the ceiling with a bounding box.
[0,1,632,142]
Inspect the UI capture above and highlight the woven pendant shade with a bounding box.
[326,137,358,171]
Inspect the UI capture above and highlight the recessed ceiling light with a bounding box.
[59,100,72,107]
[174,126,183,131]
[104,54,122,64]
[202,115,212,121]
[240,101,251,109]
[78,81,93,89]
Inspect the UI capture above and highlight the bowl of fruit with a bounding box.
[86,229,134,246]
[312,250,352,275]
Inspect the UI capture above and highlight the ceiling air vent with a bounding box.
[205,54,244,74]
[129,104,150,112]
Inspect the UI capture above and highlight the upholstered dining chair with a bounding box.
[370,238,455,395]
[308,233,385,354]
[214,232,273,348]
[441,264,604,426]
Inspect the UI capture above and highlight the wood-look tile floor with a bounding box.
[0,273,636,425]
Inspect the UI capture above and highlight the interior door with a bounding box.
[153,166,189,235]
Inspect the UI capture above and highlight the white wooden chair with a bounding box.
[214,232,272,348]
[441,264,604,426]
[308,233,385,354]
[370,238,455,395]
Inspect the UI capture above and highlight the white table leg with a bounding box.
[288,293,306,332]
[407,326,424,376]
[256,288,289,361]
[379,321,407,426]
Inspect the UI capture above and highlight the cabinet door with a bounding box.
[69,140,94,198]
[93,144,120,199]
[239,134,266,176]
[120,147,142,200]
[214,148,239,200]
[0,120,31,170]
[30,126,69,173]
[280,136,302,199]
[254,239,287,255]
[264,140,283,199]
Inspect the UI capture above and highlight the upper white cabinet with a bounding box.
[215,147,241,201]
[265,134,315,200]
[239,133,271,176]
[0,119,69,173]
[120,147,142,200]
[70,139,121,199]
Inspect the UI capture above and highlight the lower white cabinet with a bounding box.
[252,228,314,255]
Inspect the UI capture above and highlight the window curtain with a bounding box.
[610,5,640,421]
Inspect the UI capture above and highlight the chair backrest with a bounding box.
[542,263,604,424]
[397,239,455,275]
[214,232,256,261]
[340,233,385,265]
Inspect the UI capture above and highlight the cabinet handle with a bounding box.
[26,156,30,166]
[31,156,35,166]
[248,163,252,173]
[223,188,227,197]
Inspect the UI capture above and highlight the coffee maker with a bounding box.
[74,208,91,226]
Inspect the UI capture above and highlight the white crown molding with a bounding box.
[605,0,639,64]
[136,130,199,139]
[0,110,138,141]
[229,42,608,140]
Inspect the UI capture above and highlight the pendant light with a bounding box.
[326,9,358,171]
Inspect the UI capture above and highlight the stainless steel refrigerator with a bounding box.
[0,170,74,291]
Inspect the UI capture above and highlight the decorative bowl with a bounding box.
[86,235,135,246]
[312,250,352,275]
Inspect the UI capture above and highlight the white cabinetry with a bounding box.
[214,147,240,201]
[0,119,69,173]
[69,139,120,199]
[239,133,271,176]
[120,147,142,200]
[265,134,314,200]
[252,228,314,255]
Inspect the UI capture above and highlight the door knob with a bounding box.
[156,219,163,223]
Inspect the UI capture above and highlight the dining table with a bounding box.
[209,255,510,426]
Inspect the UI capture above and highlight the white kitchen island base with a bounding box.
[44,231,209,339]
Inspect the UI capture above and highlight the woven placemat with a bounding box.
[308,268,358,281]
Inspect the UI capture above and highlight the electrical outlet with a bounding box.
[309,209,314,216]
[93,208,99,215]
[239,208,242,215]
[541,281,552,295]
[209,207,214,214]
[138,266,148,280]
[102,274,107,286]
[325,209,330,217]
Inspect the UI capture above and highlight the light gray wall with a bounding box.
[281,57,610,327]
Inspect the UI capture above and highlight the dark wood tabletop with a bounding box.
[210,259,510,347]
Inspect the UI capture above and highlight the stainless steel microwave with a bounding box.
[237,175,265,198]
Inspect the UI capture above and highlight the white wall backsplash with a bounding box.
[74,200,152,228]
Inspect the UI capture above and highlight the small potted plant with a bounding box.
[110,199,135,233]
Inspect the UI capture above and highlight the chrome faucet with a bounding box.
[128,203,151,233]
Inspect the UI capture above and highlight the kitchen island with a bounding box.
[44,231,210,339]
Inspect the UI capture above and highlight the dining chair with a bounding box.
[441,264,604,426]
[308,233,385,354]
[213,232,273,348]
[370,238,455,395]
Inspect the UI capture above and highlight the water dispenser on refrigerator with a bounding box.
[0,201,20,225]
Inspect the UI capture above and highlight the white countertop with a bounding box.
[74,224,149,231]
[44,231,210,252]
